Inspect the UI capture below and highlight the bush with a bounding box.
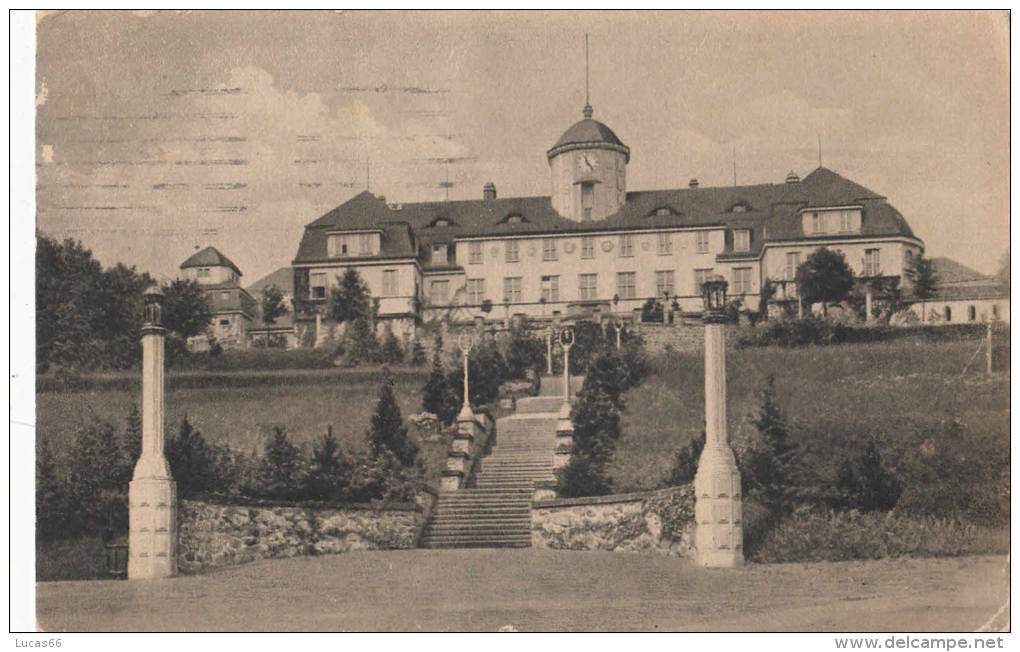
[832,440,902,513]
[166,416,235,497]
[304,427,353,501]
[735,319,997,349]
[738,375,800,517]
[753,508,1008,563]
[244,426,308,500]
[556,352,626,497]
[663,431,704,486]
[505,330,545,380]
[422,346,457,424]
[447,339,508,407]
[410,340,426,366]
[378,329,404,364]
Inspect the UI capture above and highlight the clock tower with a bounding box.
[547,102,630,222]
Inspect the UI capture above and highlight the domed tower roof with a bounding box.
[547,105,630,162]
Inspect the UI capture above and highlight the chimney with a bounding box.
[689,178,699,189]
[483,181,497,200]
[785,170,800,184]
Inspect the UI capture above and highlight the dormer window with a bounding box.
[580,183,595,221]
[802,207,862,236]
[431,243,448,265]
[328,231,380,258]
[729,201,752,213]
[503,213,527,225]
[427,216,455,228]
[734,229,751,252]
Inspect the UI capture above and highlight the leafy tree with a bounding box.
[740,375,799,516]
[997,250,1009,290]
[833,440,901,513]
[505,328,545,380]
[260,284,289,325]
[36,440,72,541]
[446,339,508,407]
[409,339,426,366]
[795,247,855,315]
[907,254,939,300]
[122,404,142,473]
[368,367,418,466]
[68,420,130,533]
[422,346,456,424]
[330,268,371,323]
[163,279,212,340]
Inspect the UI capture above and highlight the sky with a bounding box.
[34,10,1010,285]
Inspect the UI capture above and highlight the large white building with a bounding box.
[291,100,924,340]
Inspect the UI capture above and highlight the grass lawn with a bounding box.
[613,338,1010,492]
[36,550,1009,631]
[36,366,430,456]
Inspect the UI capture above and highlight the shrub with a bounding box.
[663,431,704,486]
[36,440,73,541]
[739,375,800,517]
[410,340,426,366]
[556,352,626,497]
[245,426,308,500]
[832,440,902,513]
[368,367,418,467]
[304,427,353,501]
[505,330,545,380]
[336,317,379,366]
[166,416,235,497]
[645,485,695,541]
[641,298,664,323]
[378,329,404,364]
[753,508,1008,563]
[422,346,457,424]
[67,420,131,534]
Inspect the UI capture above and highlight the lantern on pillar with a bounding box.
[457,333,475,421]
[694,274,743,567]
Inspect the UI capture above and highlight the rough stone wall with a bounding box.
[177,499,421,573]
[531,485,695,557]
[631,321,741,353]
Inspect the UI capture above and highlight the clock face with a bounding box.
[577,152,598,174]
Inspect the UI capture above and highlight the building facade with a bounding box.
[180,246,257,349]
[291,103,924,339]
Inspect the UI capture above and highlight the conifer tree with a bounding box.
[740,375,799,515]
[422,346,453,422]
[369,367,417,466]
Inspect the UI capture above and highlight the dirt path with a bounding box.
[36,551,1008,632]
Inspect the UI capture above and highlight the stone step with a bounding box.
[429,513,532,523]
[426,523,531,535]
[421,538,531,549]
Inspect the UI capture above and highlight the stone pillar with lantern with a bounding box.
[554,327,575,471]
[693,275,743,567]
[128,285,178,579]
[441,333,480,491]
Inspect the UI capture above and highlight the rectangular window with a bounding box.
[655,270,675,297]
[696,231,710,254]
[198,267,211,278]
[732,267,752,294]
[219,319,230,326]
[657,233,673,255]
[839,210,852,232]
[785,252,801,281]
[382,270,398,296]
[432,244,448,265]
[864,249,881,277]
[694,268,713,294]
[503,277,522,303]
[311,272,327,299]
[468,241,483,265]
[578,273,598,300]
[581,183,594,221]
[617,272,636,299]
[734,229,751,252]
[619,234,634,257]
[542,238,558,261]
[429,280,449,305]
[540,275,559,303]
[466,278,485,305]
[581,236,595,259]
[505,240,519,263]
[220,291,230,300]
[812,212,825,234]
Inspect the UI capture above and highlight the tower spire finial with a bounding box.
[583,33,593,119]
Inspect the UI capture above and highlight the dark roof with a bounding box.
[180,246,242,276]
[293,168,918,264]
[548,118,629,159]
[246,266,293,295]
[204,285,256,316]
[930,257,989,284]
[925,284,1008,301]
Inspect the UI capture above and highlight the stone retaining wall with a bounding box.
[177,498,423,573]
[531,485,696,556]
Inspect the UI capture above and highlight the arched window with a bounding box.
[968,305,977,321]
[944,306,952,321]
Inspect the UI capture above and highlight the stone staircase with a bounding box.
[420,383,571,549]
